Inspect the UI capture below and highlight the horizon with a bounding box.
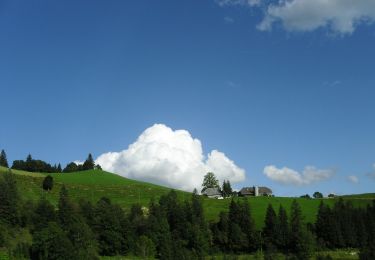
[1,0,375,197]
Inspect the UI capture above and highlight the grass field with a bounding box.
[1,166,374,228]
[99,249,360,260]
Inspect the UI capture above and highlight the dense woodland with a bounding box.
[1,150,375,259]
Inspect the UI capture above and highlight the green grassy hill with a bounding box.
[1,166,374,228]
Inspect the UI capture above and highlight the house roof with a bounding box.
[203,187,221,196]
[239,187,255,195]
[259,186,272,194]
[239,186,272,195]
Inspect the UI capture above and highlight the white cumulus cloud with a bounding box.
[347,175,359,184]
[263,165,335,185]
[95,124,246,192]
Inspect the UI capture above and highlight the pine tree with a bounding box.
[289,200,313,260]
[263,204,277,250]
[0,150,8,168]
[82,153,95,170]
[238,199,256,252]
[316,202,334,248]
[58,185,76,227]
[276,205,289,253]
[93,197,124,255]
[33,196,56,231]
[0,171,19,226]
[57,163,62,173]
[222,180,233,198]
[31,222,74,260]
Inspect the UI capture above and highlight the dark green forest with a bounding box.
[0,170,375,259]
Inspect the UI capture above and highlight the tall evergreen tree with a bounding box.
[263,204,277,250]
[222,180,233,198]
[0,171,19,226]
[93,197,124,255]
[82,153,95,170]
[0,150,8,168]
[31,222,74,260]
[58,185,77,227]
[238,199,256,252]
[32,196,56,231]
[147,200,172,259]
[57,163,62,173]
[276,205,289,253]
[289,200,313,260]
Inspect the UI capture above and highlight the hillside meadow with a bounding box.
[0,166,373,229]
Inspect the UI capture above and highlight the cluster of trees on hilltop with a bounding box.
[12,154,63,173]
[0,149,101,173]
[62,154,101,173]
[1,171,374,259]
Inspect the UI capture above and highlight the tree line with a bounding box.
[0,171,374,259]
[0,149,100,173]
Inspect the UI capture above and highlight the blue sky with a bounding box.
[1,0,375,196]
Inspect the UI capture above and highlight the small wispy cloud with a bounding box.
[216,0,261,7]
[347,175,359,184]
[217,0,375,35]
[224,16,235,24]
[367,163,375,180]
[323,80,341,87]
[263,165,335,186]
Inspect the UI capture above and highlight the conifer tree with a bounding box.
[276,205,289,253]
[83,153,95,170]
[0,150,8,168]
[31,222,74,260]
[263,204,277,249]
[289,200,313,259]
[58,185,76,227]
[33,196,56,231]
[222,180,233,198]
[0,171,19,226]
[57,163,62,173]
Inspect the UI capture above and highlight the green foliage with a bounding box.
[275,205,289,252]
[42,175,53,191]
[202,172,220,193]
[0,150,8,168]
[222,180,233,198]
[12,154,61,173]
[82,153,95,171]
[263,204,277,250]
[63,162,79,173]
[32,197,56,231]
[31,222,74,260]
[0,171,19,226]
[135,235,156,258]
[314,191,324,199]
[93,197,125,256]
